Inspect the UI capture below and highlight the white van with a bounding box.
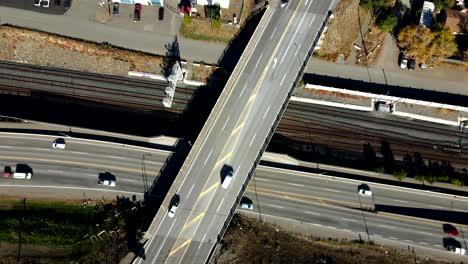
[13,172,32,179]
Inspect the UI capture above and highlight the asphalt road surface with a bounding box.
[0,132,166,195]
[137,0,338,263]
[1,133,467,259]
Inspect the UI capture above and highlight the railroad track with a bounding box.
[1,60,466,167]
[0,60,198,113]
[277,102,468,167]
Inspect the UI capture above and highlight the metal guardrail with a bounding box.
[205,9,334,264]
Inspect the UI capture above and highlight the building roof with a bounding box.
[419,1,435,28]
[445,9,468,34]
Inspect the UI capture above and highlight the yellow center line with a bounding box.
[248,93,257,102]
[168,239,192,257]
[199,183,219,198]
[176,2,308,262]
[230,122,245,135]
[214,152,232,167]
[182,212,206,230]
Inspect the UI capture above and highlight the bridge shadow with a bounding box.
[303,73,468,107]
[373,204,468,225]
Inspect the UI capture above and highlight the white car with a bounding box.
[98,179,116,187]
[34,0,41,6]
[168,194,180,218]
[448,246,466,255]
[358,189,372,196]
[41,0,50,7]
[52,138,66,149]
[400,58,408,69]
[13,172,32,180]
[280,0,288,7]
[222,168,234,189]
[240,202,253,210]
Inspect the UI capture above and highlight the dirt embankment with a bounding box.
[318,0,368,62]
[0,26,162,76]
[211,215,443,264]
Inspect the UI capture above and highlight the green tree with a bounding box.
[430,26,458,60]
[376,12,398,32]
[361,143,377,170]
[380,141,395,174]
[433,0,455,10]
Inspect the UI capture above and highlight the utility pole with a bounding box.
[358,194,371,243]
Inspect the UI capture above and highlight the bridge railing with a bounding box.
[205,9,334,264]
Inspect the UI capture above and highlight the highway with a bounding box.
[138,1,337,263]
[0,133,467,259]
[0,133,166,195]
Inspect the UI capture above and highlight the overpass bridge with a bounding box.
[136,0,336,263]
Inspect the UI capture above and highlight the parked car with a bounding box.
[408,59,416,71]
[400,58,408,69]
[113,2,119,15]
[158,7,164,21]
[168,194,180,218]
[54,0,61,6]
[41,0,50,8]
[420,62,427,69]
[134,3,142,22]
[443,224,459,236]
[222,166,234,189]
[280,0,288,7]
[52,138,66,149]
[34,0,41,6]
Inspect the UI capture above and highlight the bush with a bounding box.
[376,12,398,32]
[393,170,407,182]
[183,13,192,25]
[213,18,222,30]
[451,179,464,187]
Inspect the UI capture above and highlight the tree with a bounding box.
[430,26,458,60]
[377,12,398,32]
[380,141,395,174]
[433,0,455,11]
[361,143,377,170]
[398,25,434,61]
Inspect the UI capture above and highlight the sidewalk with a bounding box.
[0,0,226,63]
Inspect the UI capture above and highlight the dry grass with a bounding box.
[180,18,239,43]
[212,214,442,264]
[357,23,386,65]
[318,0,368,62]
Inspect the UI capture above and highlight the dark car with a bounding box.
[54,0,61,6]
[158,7,164,21]
[134,3,142,22]
[408,59,416,71]
[113,2,119,15]
[64,0,70,10]
[443,224,459,236]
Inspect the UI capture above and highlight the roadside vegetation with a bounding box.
[0,196,152,263]
[211,214,441,264]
